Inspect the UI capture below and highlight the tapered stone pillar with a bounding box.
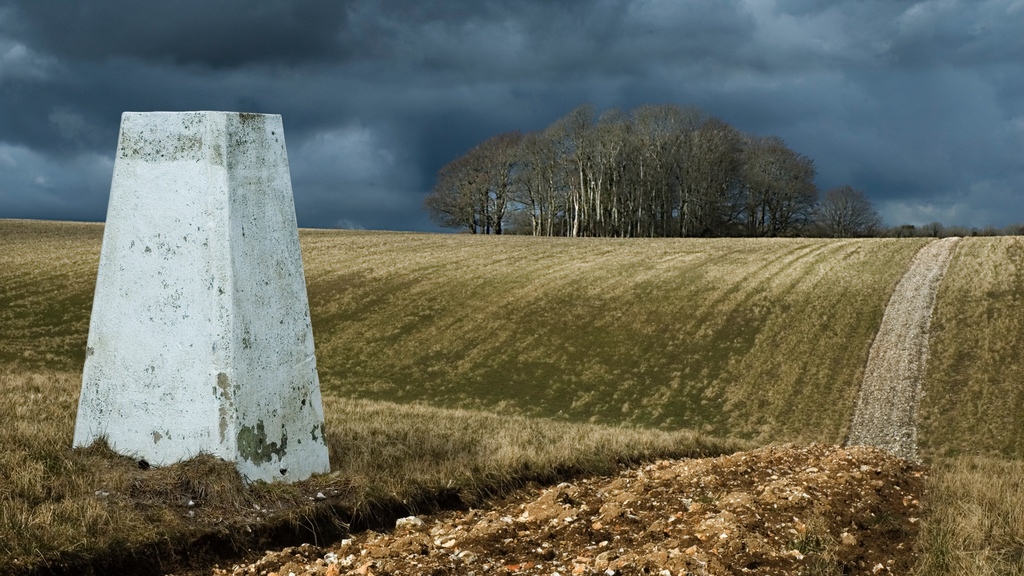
[74,111,330,483]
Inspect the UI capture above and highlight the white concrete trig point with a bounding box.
[73,111,330,483]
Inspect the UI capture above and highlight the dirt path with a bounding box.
[846,237,960,460]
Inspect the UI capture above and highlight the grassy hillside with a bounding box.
[2,220,929,444]
[7,220,1024,455]
[4,219,1024,574]
[0,220,102,371]
[302,231,927,443]
[919,236,1024,459]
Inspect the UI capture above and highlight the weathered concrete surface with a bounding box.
[74,111,329,483]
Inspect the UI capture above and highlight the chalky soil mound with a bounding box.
[211,445,924,576]
[847,237,961,460]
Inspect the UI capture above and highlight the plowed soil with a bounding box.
[204,444,924,576]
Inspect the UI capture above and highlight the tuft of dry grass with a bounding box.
[320,395,746,510]
[0,368,155,564]
[915,456,1024,576]
[791,515,842,576]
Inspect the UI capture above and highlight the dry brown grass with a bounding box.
[0,366,745,572]
[915,456,1024,575]
[0,368,155,564]
[909,236,1024,575]
[320,395,744,509]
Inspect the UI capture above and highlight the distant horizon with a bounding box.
[6,214,1021,237]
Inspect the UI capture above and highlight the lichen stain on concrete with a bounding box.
[219,407,229,443]
[219,405,229,440]
[118,131,204,162]
[216,373,232,443]
[211,141,225,166]
[152,430,163,444]
[311,423,325,443]
[237,421,288,465]
[237,112,262,124]
[216,372,232,401]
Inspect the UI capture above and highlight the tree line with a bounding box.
[425,103,887,238]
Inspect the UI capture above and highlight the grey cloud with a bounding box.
[885,0,1024,67]
[0,143,112,221]
[6,1,353,68]
[1,0,1022,229]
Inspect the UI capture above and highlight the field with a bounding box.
[919,237,1024,458]
[2,219,1023,574]
[302,231,927,442]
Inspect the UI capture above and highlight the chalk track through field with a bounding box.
[846,237,961,460]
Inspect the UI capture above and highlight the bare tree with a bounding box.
[631,104,703,237]
[679,117,743,236]
[424,131,523,233]
[513,131,564,236]
[815,185,882,237]
[741,136,818,236]
[476,131,524,235]
[431,102,827,238]
[919,221,945,238]
[424,152,481,232]
[548,104,596,237]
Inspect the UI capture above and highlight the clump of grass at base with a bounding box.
[0,370,252,567]
[0,369,155,565]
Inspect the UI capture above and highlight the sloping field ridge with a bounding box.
[300,231,929,443]
[1,220,933,444]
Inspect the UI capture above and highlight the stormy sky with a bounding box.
[1,1,1022,231]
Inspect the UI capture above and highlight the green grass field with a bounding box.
[919,236,1024,459]
[2,219,1023,574]
[303,231,928,444]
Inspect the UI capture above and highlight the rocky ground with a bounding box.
[200,444,924,576]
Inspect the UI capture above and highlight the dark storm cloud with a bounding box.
[8,1,353,68]
[1,0,1023,230]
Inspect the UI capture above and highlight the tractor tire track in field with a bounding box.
[847,237,961,461]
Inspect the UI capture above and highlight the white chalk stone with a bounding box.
[73,111,330,483]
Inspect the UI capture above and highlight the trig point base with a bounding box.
[74,111,330,483]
